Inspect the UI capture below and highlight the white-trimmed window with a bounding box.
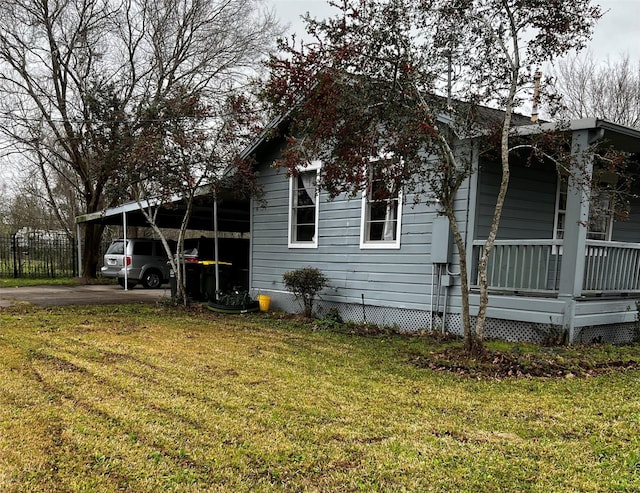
[587,190,614,241]
[288,161,321,248]
[360,159,402,249]
[553,177,613,243]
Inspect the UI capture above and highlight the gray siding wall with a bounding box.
[475,161,557,239]
[251,157,471,312]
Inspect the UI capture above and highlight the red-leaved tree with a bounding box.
[263,0,603,353]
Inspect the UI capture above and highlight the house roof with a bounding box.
[76,109,640,234]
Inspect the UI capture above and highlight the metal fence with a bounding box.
[0,233,77,278]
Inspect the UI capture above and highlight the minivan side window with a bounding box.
[133,241,153,256]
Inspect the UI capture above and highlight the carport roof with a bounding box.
[76,191,250,233]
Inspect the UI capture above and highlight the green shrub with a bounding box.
[283,266,329,318]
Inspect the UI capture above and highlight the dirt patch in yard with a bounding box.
[409,347,640,379]
[268,313,640,380]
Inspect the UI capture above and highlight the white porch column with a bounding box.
[559,129,594,343]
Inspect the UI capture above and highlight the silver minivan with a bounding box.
[101,238,175,288]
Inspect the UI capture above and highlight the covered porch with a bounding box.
[470,239,640,343]
[468,119,640,343]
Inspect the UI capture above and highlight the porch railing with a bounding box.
[471,240,562,294]
[471,239,640,296]
[583,240,640,293]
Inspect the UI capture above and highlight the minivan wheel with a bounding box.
[117,278,137,289]
[142,270,162,289]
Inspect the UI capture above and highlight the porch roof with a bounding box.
[517,118,640,153]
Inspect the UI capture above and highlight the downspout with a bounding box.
[434,263,442,326]
[429,264,436,330]
[442,278,450,333]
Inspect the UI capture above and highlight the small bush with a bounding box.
[283,266,329,318]
[314,307,344,330]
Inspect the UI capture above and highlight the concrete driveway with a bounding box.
[0,284,171,308]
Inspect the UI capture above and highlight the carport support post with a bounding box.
[214,195,220,297]
[123,211,128,291]
[76,223,83,278]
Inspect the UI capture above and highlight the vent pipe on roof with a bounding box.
[531,71,542,122]
[446,49,453,111]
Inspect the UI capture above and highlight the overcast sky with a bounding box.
[267,0,640,63]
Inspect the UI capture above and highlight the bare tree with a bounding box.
[124,89,262,304]
[0,0,280,277]
[552,53,640,128]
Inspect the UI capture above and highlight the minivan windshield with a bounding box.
[106,240,126,255]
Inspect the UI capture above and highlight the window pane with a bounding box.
[296,206,315,226]
[133,241,152,255]
[296,225,315,242]
[106,241,125,255]
[556,213,565,239]
[369,202,388,222]
[369,221,384,241]
[297,188,314,206]
[297,174,315,206]
[291,169,318,244]
[558,179,567,211]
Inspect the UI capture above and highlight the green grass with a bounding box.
[0,277,115,288]
[1,304,640,492]
[0,277,79,288]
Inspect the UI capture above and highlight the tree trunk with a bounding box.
[81,222,105,278]
[443,208,484,355]
[473,6,521,347]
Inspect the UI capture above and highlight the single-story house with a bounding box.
[78,116,640,343]
[248,117,640,343]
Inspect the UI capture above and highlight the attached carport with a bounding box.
[75,190,251,292]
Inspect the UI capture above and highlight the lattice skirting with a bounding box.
[257,291,637,343]
[576,324,636,344]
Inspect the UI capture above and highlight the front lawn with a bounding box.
[1,304,639,492]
